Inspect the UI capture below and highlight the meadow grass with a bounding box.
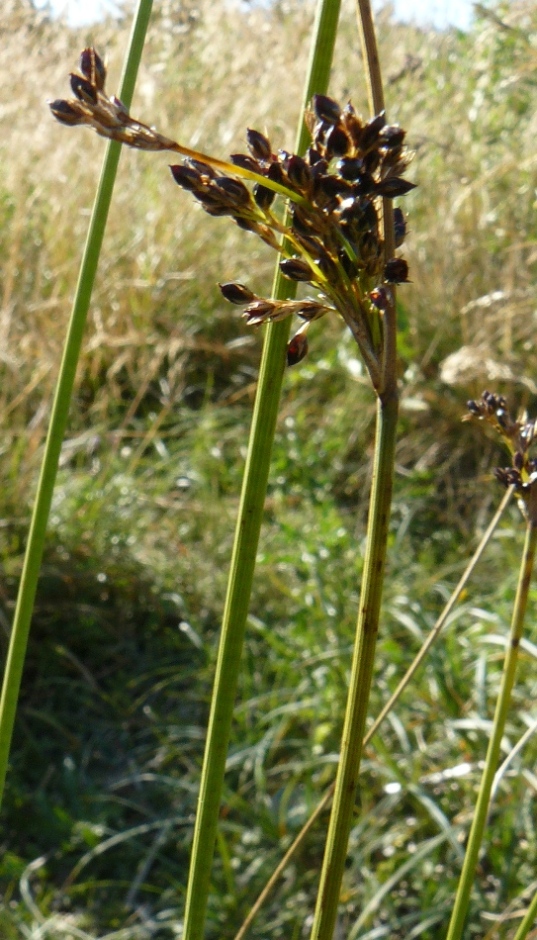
[1,0,537,937]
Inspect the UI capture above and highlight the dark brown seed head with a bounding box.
[230,153,261,172]
[79,47,106,91]
[49,98,85,126]
[323,124,350,159]
[312,93,342,126]
[379,125,406,149]
[169,163,203,191]
[219,282,257,305]
[279,258,314,282]
[384,257,410,283]
[286,155,312,192]
[246,128,272,162]
[361,111,386,152]
[253,183,275,211]
[213,177,251,207]
[287,332,308,366]
[70,72,98,105]
[374,177,416,198]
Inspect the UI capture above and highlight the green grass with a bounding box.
[1,0,537,937]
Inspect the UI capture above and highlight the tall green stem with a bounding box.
[309,389,398,940]
[0,0,153,810]
[445,516,537,940]
[182,3,341,938]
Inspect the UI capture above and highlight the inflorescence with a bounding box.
[50,48,416,386]
[466,391,537,514]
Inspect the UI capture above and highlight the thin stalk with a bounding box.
[445,515,537,940]
[182,3,342,939]
[233,486,512,940]
[309,389,398,940]
[310,3,398,936]
[0,0,153,810]
[513,886,537,940]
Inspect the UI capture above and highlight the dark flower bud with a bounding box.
[230,153,261,172]
[267,161,286,186]
[343,109,364,148]
[379,125,406,148]
[279,258,313,282]
[169,163,203,191]
[312,93,342,126]
[393,207,406,247]
[70,72,98,105]
[363,149,381,174]
[375,177,416,198]
[337,157,365,181]
[253,182,275,211]
[316,174,352,199]
[287,332,308,366]
[187,159,216,179]
[324,124,350,158]
[384,257,410,283]
[234,217,256,232]
[286,155,312,192]
[291,205,316,237]
[246,128,272,162]
[467,400,483,417]
[296,301,328,321]
[213,177,251,207]
[219,282,257,305]
[79,47,106,91]
[360,111,386,151]
[49,98,84,126]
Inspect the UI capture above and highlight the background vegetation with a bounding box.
[1,0,537,937]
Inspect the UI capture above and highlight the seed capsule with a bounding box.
[287,332,308,366]
[375,177,416,198]
[79,47,106,90]
[384,257,410,283]
[70,72,98,104]
[279,258,313,282]
[360,111,386,152]
[49,99,85,126]
[219,282,257,305]
[246,128,272,162]
[312,93,342,126]
[253,183,275,211]
[169,164,203,191]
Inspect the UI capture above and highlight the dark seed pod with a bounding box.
[312,93,342,126]
[291,205,316,237]
[267,161,286,186]
[384,257,410,283]
[230,153,261,172]
[187,159,216,179]
[253,182,275,211]
[79,47,106,91]
[306,147,323,166]
[243,299,276,324]
[219,282,257,305]
[49,98,84,126]
[337,157,365,181]
[234,217,256,232]
[279,258,313,282]
[361,111,386,152]
[246,128,272,162]
[70,72,98,105]
[393,207,406,247]
[467,400,483,417]
[324,124,350,158]
[287,332,308,366]
[375,177,417,198]
[369,287,389,311]
[379,124,406,149]
[296,301,328,321]
[286,155,312,192]
[169,163,203,191]
[213,177,251,207]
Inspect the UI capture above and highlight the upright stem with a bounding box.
[445,516,537,940]
[309,388,398,940]
[0,0,153,811]
[182,4,341,939]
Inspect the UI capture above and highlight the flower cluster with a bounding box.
[467,391,537,506]
[50,51,415,384]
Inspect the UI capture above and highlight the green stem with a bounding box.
[182,3,342,938]
[513,886,537,940]
[445,517,537,940]
[309,388,398,940]
[0,0,153,810]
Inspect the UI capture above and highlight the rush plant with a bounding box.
[0,1,535,939]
